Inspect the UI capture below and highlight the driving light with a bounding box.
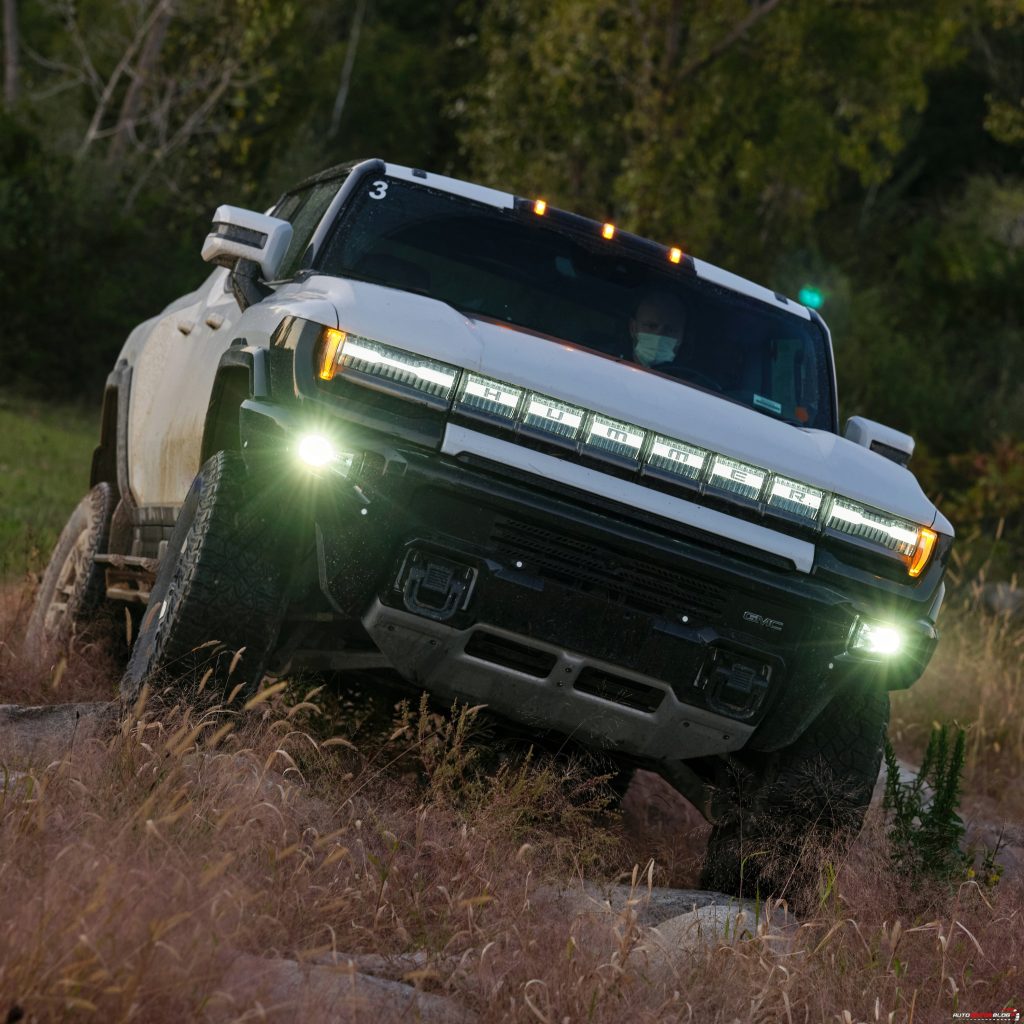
[297,434,335,467]
[852,621,904,656]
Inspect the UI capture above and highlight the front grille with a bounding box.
[491,517,728,622]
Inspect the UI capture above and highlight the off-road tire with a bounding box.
[120,451,284,704]
[26,482,115,656]
[699,682,890,903]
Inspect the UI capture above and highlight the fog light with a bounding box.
[852,621,904,656]
[298,434,334,467]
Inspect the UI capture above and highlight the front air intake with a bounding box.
[573,667,665,713]
[464,630,557,678]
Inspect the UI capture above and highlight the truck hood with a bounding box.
[317,276,946,533]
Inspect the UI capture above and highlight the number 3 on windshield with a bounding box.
[368,180,389,200]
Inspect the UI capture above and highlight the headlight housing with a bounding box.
[317,329,459,407]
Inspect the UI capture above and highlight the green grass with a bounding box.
[0,394,99,579]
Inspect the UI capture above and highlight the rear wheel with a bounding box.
[698,682,890,903]
[120,451,286,704]
[27,483,115,656]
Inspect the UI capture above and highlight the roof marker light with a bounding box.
[533,199,547,216]
[668,247,683,264]
[602,223,616,240]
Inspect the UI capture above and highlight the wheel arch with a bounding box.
[200,345,266,464]
[90,361,133,502]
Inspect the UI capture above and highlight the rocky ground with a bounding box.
[2,698,1022,1022]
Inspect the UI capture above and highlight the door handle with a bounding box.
[176,320,194,335]
[205,313,225,330]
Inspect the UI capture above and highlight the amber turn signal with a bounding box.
[318,328,347,381]
[907,527,938,578]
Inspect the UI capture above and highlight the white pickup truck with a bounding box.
[30,158,953,899]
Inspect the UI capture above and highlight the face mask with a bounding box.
[634,332,679,367]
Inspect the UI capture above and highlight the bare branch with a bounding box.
[109,0,175,163]
[4,0,19,106]
[676,0,785,82]
[59,0,103,99]
[328,0,368,140]
[77,0,174,158]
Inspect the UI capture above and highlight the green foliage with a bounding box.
[882,725,985,885]
[1,0,1022,472]
[0,395,97,578]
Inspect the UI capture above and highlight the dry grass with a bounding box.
[891,581,1024,821]
[2,581,1024,1022]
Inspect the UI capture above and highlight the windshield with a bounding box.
[317,175,835,431]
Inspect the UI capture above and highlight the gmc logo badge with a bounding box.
[743,611,784,633]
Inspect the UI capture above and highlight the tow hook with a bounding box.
[398,549,477,621]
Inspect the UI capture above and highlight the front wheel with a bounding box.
[27,482,115,656]
[698,682,890,903]
[120,451,286,704]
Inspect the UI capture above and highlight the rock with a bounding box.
[980,582,1024,619]
[0,702,117,766]
[311,951,436,980]
[215,954,475,1024]
[637,898,798,972]
[559,881,747,927]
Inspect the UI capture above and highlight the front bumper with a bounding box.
[240,398,940,760]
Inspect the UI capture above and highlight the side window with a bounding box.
[272,177,346,279]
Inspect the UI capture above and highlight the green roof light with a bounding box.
[798,286,824,310]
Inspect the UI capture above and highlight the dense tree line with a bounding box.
[1,0,1022,554]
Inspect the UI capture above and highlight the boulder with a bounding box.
[0,702,117,766]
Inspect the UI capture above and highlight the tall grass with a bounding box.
[1,678,1022,1023]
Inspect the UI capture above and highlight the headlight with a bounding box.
[851,620,904,656]
[317,328,458,406]
[826,497,938,577]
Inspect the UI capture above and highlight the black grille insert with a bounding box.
[574,667,665,713]
[491,517,728,621]
[464,630,557,678]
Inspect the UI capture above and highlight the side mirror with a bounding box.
[200,206,293,282]
[844,416,915,466]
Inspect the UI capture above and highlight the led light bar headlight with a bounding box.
[707,455,766,502]
[826,497,937,576]
[318,329,458,405]
[767,476,824,522]
[647,436,707,483]
[584,414,645,463]
[522,393,586,441]
[457,373,523,420]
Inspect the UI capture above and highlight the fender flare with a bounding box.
[199,343,269,464]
